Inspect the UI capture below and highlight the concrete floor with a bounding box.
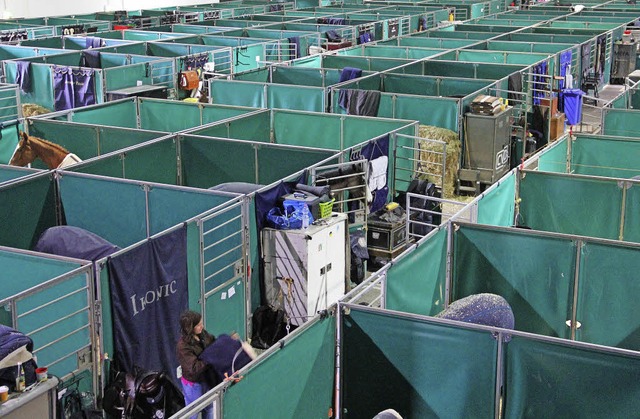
[573,83,628,134]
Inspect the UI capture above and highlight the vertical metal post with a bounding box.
[570,240,582,341]
[334,303,343,419]
[444,222,454,309]
[494,334,505,419]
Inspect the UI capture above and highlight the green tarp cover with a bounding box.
[386,227,447,315]
[223,317,336,418]
[342,308,498,418]
[452,225,575,338]
[477,171,516,226]
[577,241,640,350]
[571,135,640,178]
[0,174,57,250]
[504,336,640,418]
[518,171,623,240]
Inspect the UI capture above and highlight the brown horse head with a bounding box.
[9,131,36,167]
[9,131,71,169]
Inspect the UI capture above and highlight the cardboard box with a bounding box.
[541,96,558,116]
[550,112,566,142]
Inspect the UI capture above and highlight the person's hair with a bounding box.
[179,310,202,343]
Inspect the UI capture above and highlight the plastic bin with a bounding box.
[562,89,585,125]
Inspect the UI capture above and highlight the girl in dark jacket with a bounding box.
[176,310,215,419]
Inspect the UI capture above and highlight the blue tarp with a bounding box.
[34,225,119,261]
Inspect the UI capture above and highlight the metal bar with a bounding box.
[33,324,90,353]
[570,240,582,341]
[203,243,243,269]
[25,306,89,336]
[17,287,87,318]
[202,232,242,254]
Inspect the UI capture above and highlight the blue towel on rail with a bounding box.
[15,60,31,93]
[339,67,362,83]
[85,36,103,48]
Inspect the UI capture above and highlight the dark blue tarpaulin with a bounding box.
[34,225,119,261]
[107,226,188,381]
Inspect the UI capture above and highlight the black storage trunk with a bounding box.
[367,218,406,252]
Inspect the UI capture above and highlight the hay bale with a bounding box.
[416,125,461,198]
[22,103,52,117]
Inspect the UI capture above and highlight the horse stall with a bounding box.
[17,118,167,169]
[335,303,640,418]
[328,71,499,132]
[211,28,324,61]
[602,108,640,137]
[208,65,377,111]
[2,50,176,113]
[32,96,260,133]
[19,35,141,51]
[0,168,243,408]
[536,133,640,178]
[10,17,111,36]
[155,33,283,73]
[382,214,640,350]
[0,245,98,405]
[172,313,336,418]
[0,21,55,42]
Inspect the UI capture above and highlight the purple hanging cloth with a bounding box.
[14,61,32,93]
[73,68,96,107]
[53,66,75,111]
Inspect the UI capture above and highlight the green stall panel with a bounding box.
[570,135,640,178]
[0,251,82,306]
[577,241,640,349]
[5,62,55,111]
[504,336,640,418]
[0,124,21,164]
[603,108,640,137]
[181,136,258,187]
[342,308,498,418]
[29,119,166,164]
[187,112,271,141]
[104,63,154,92]
[537,137,568,173]
[0,174,57,250]
[273,111,341,149]
[268,84,325,112]
[0,165,40,184]
[453,225,575,338]
[223,317,336,418]
[386,227,447,315]
[71,100,139,128]
[58,174,148,248]
[386,95,459,132]
[518,171,623,240]
[256,145,336,185]
[210,80,266,108]
[623,182,640,243]
[147,187,231,235]
[477,171,516,226]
